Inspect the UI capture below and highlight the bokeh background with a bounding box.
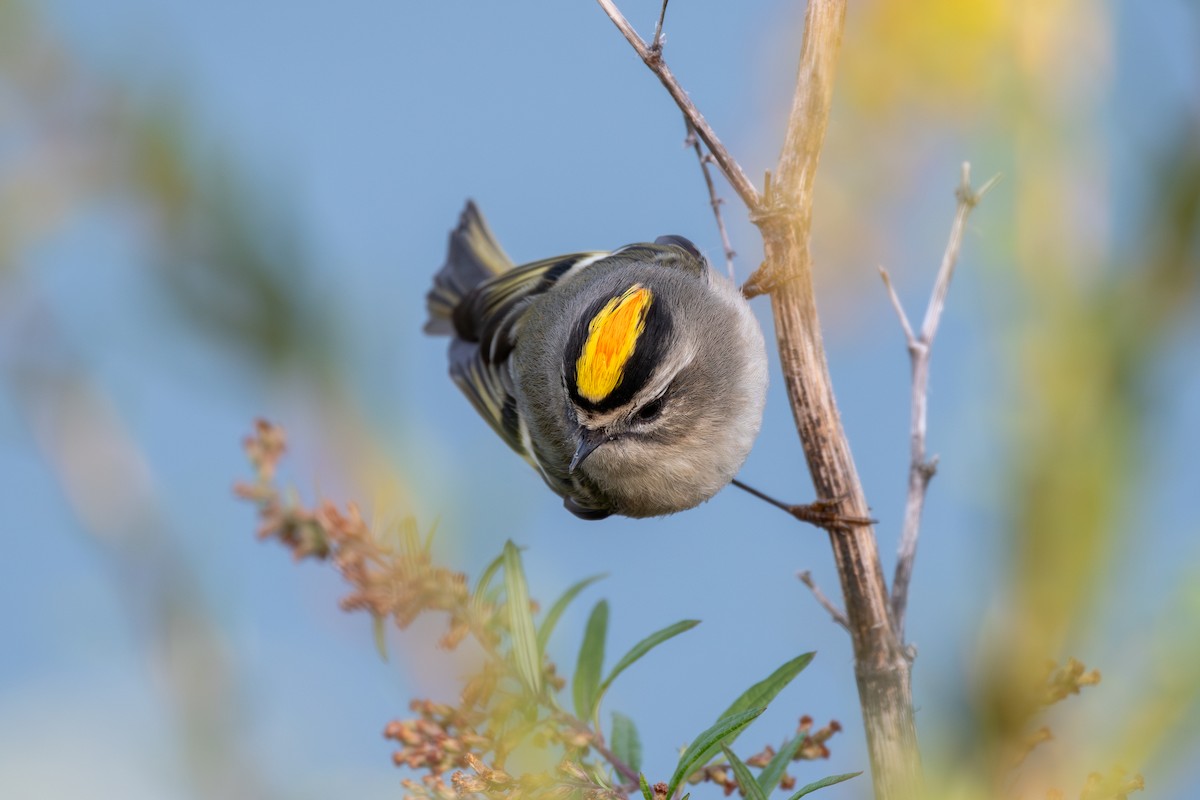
[2,0,1198,797]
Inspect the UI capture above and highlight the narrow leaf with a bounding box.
[756,735,806,795]
[536,573,606,654]
[786,772,862,799]
[611,711,643,773]
[667,706,765,799]
[721,745,768,800]
[372,614,389,662]
[638,774,653,800]
[717,652,815,722]
[693,653,815,768]
[473,551,506,607]
[572,600,609,719]
[502,541,542,695]
[599,620,699,701]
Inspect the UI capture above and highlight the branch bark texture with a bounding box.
[592,1,922,797]
[752,3,921,797]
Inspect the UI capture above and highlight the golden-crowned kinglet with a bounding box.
[425,202,767,519]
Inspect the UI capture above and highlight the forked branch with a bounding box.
[883,163,1000,643]
[593,0,760,210]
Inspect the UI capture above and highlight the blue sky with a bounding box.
[3,1,1199,798]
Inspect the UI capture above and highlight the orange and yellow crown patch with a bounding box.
[574,284,653,403]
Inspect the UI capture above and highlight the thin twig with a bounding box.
[878,269,916,347]
[593,0,760,210]
[798,571,850,631]
[684,119,736,279]
[555,711,640,786]
[651,0,670,54]
[887,162,1000,643]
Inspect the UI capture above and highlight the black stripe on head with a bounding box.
[564,285,674,413]
[537,257,578,291]
[653,235,703,261]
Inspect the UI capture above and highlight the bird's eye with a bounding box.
[635,395,666,422]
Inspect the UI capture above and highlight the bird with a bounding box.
[424,201,767,520]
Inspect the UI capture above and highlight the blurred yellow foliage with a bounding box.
[839,0,1109,119]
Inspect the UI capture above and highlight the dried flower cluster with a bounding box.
[1010,657,1106,769]
[234,420,498,649]
[236,421,843,800]
[692,716,843,796]
[1078,768,1145,800]
[1042,659,1102,707]
[1044,767,1145,800]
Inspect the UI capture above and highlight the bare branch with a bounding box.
[594,0,760,210]
[878,267,917,348]
[684,120,736,280]
[888,163,999,643]
[798,571,850,631]
[651,0,670,54]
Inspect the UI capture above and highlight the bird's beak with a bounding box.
[569,427,610,474]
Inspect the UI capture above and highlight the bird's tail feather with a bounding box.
[424,201,514,335]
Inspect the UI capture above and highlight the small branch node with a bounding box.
[740,263,771,299]
[919,456,939,481]
[798,571,851,631]
[741,262,795,299]
[651,0,670,55]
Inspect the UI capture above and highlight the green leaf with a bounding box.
[638,774,653,800]
[721,745,768,800]
[717,652,815,721]
[372,614,389,662]
[667,706,765,799]
[572,600,609,719]
[502,541,541,695]
[473,551,506,607]
[756,735,806,795]
[536,573,606,655]
[693,653,815,768]
[785,772,862,799]
[598,620,699,701]
[611,711,643,774]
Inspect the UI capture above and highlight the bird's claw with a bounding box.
[787,498,876,530]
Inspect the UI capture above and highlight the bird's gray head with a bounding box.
[559,275,767,516]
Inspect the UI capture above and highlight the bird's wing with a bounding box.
[449,251,607,462]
